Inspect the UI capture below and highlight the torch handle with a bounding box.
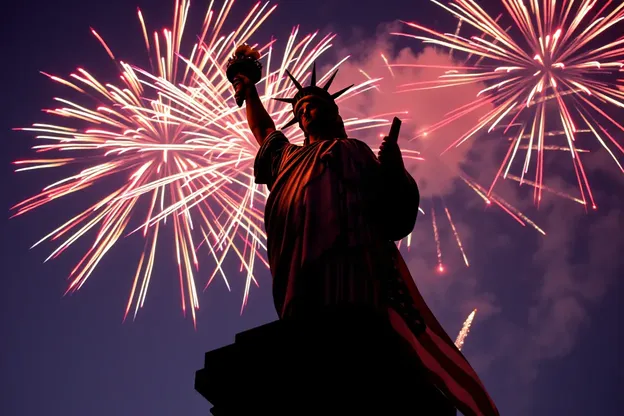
[233,80,246,108]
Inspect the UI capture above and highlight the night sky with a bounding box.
[2,1,623,415]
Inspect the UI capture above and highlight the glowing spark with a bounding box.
[380,53,395,78]
[448,17,464,59]
[431,207,444,273]
[444,205,469,267]
[455,308,477,350]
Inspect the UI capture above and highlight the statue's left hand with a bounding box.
[378,136,403,167]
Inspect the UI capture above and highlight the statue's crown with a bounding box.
[274,63,353,129]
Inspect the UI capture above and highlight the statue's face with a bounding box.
[296,95,338,137]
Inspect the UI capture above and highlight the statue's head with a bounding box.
[274,63,352,143]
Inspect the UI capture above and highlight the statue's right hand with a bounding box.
[233,74,252,105]
[233,73,251,89]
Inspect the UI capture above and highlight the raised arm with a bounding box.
[230,73,275,146]
[227,44,276,146]
[237,77,276,146]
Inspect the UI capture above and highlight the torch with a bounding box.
[226,44,263,107]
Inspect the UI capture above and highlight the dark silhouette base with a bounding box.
[195,306,457,415]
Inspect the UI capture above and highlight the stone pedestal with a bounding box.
[195,307,457,415]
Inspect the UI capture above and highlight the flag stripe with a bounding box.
[389,309,482,415]
[392,246,500,416]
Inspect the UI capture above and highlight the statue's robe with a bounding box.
[255,130,500,416]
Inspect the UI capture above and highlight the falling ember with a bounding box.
[12,0,384,324]
[444,205,469,267]
[431,208,444,273]
[455,308,477,351]
[395,0,624,208]
[380,53,395,78]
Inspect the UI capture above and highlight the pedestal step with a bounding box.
[195,308,457,416]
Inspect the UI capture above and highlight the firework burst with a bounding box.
[12,0,383,325]
[394,0,624,209]
[366,52,548,273]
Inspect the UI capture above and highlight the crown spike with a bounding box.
[282,117,299,129]
[285,69,303,91]
[310,63,317,87]
[331,84,354,100]
[273,97,295,104]
[322,69,339,91]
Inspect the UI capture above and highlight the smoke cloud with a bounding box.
[331,39,494,198]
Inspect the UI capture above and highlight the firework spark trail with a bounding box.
[455,308,477,350]
[12,0,385,323]
[431,207,444,273]
[394,0,624,208]
[458,173,546,235]
[443,204,469,267]
[518,145,589,152]
[448,17,464,59]
[505,174,585,205]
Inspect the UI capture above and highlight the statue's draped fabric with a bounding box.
[254,131,499,416]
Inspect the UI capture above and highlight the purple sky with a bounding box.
[2,1,623,415]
